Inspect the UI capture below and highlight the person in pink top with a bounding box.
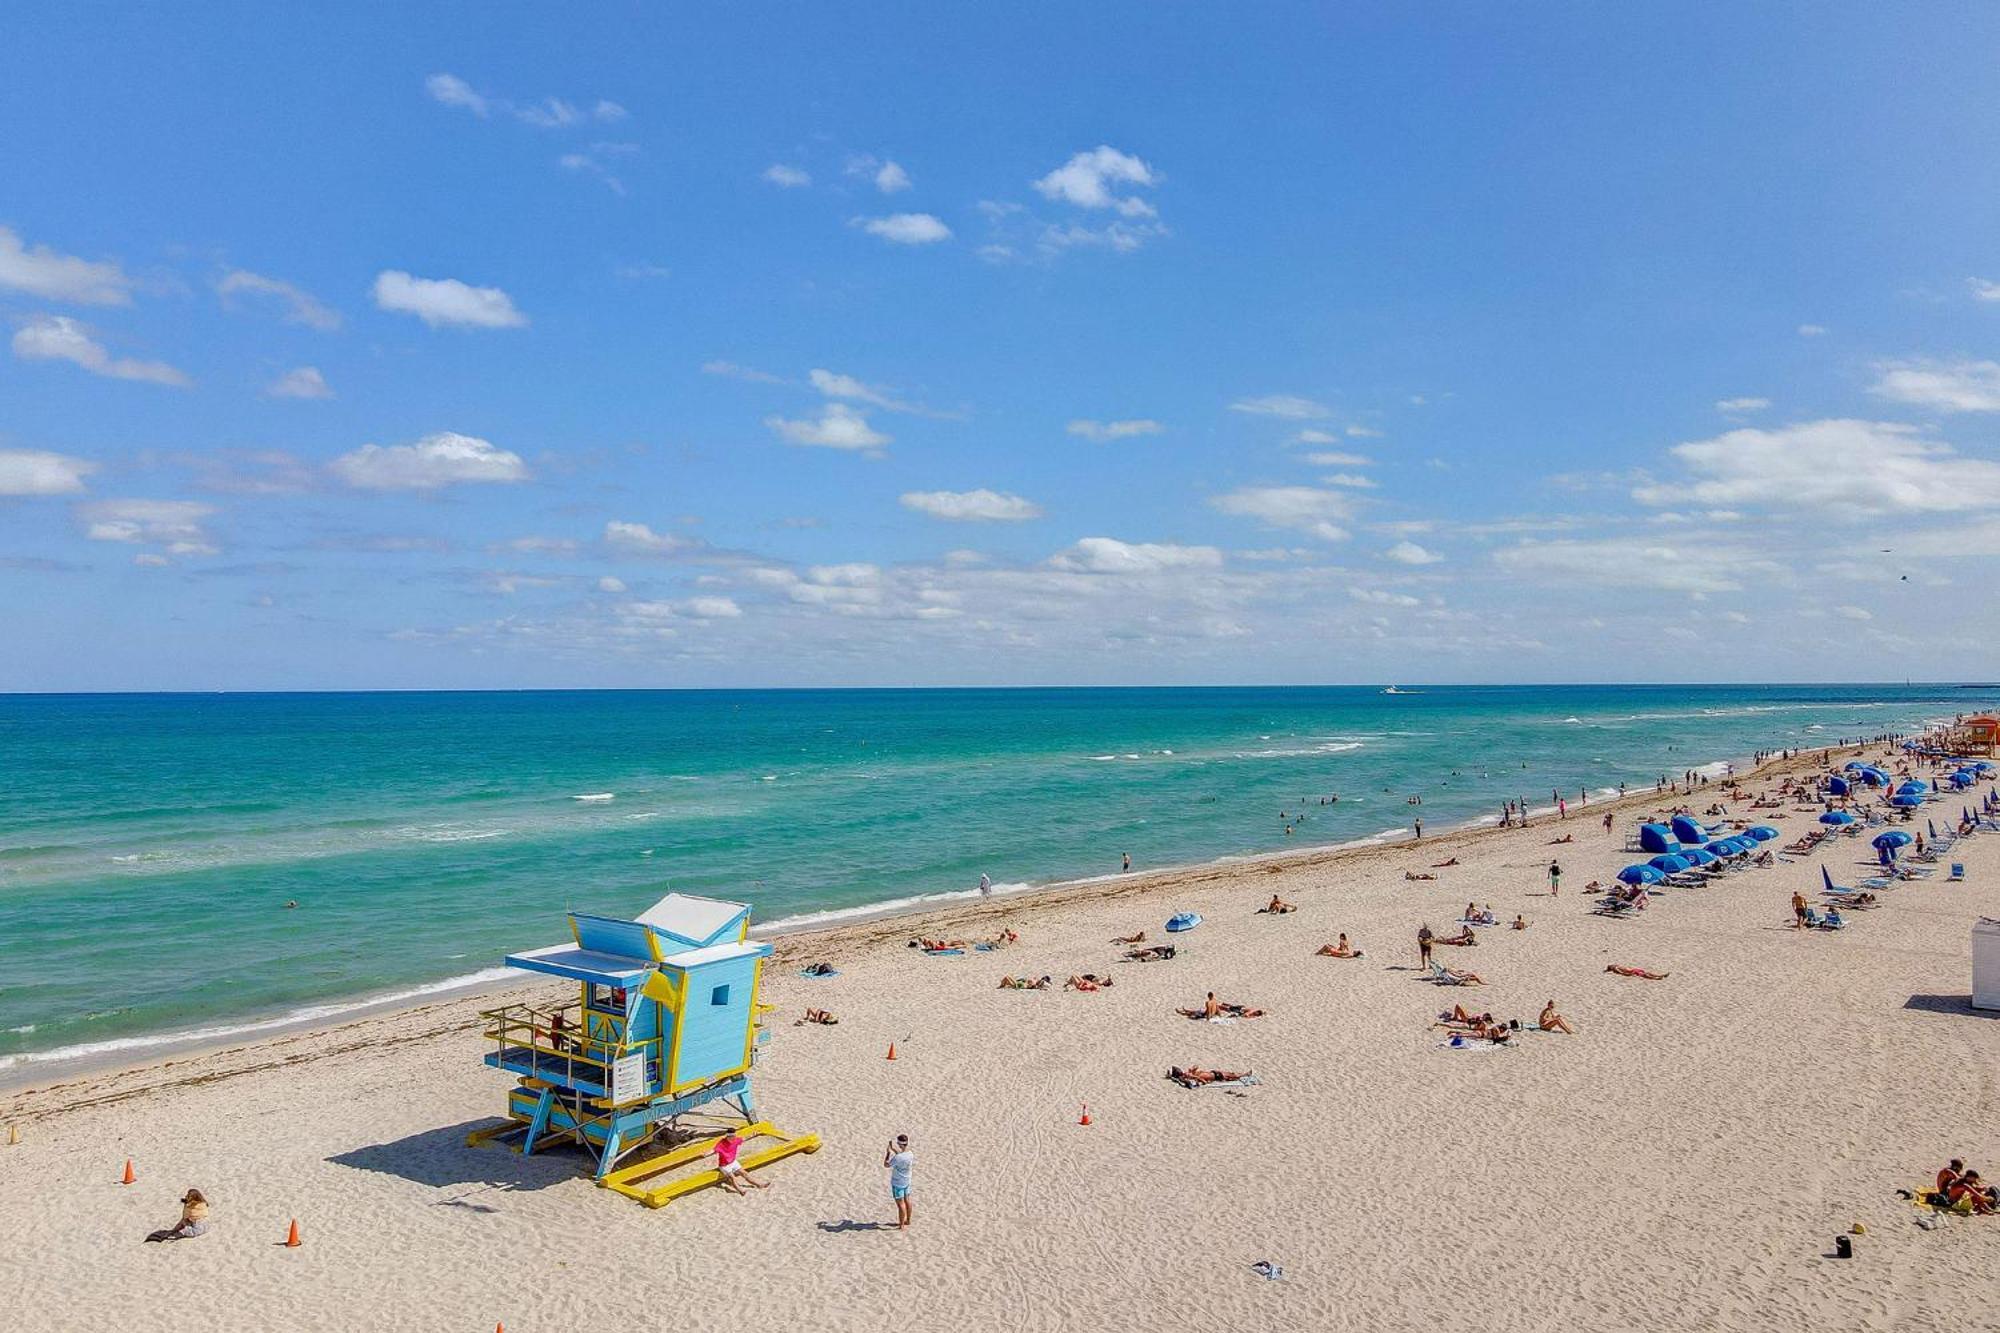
[716,1128,768,1195]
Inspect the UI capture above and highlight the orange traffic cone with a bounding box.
[885,1042,897,1061]
[121,1158,136,1185]
[284,1218,301,1248]
[1078,1103,1092,1126]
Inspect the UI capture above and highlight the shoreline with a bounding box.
[0,738,1851,1106]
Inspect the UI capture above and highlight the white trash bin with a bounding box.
[1974,918,2000,1010]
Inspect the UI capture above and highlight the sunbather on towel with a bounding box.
[1112,931,1147,945]
[1437,965,1486,985]
[998,975,1052,990]
[1437,926,1476,946]
[1178,992,1266,1020]
[912,936,967,951]
[1126,945,1177,962]
[1065,973,1114,991]
[1168,1065,1253,1087]
[1316,933,1363,957]
[801,961,836,976]
[795,1008,838,1025]
[1435,1004,1489,1027]
[1432,857,1461,867]
[1605,964,1668,980]
[1405,871,1439,881]
[1538,1000,1576,1034]
[1260,894,1297,914]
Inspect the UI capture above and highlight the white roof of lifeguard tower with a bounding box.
[636,892,751,949]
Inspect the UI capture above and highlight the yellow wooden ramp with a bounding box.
[599,1121,820,1207]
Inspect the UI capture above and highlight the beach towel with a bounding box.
[1249,1261,1285,1281]
[973,942,998,952]
[798,967,840,978]
[1438,1036,1513,1051]
[922,948,964,956]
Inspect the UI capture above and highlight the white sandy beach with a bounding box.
[4,744,1998,1332]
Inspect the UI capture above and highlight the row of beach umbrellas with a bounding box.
[1620,824,1778,884]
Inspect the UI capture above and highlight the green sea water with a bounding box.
[0,684,1975,1076]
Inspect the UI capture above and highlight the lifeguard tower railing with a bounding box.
[478,1000,659,1097]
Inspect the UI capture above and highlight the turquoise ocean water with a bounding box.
[0,685,1982,1075]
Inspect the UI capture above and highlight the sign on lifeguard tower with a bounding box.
[467,891,819,1205]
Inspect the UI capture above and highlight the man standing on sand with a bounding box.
[1548,861,1562,896]
[1418,923,1433,968]
[1414,817,1423,840]
[884,1133,914,1229]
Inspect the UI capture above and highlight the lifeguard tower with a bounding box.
[468,891,818,1205]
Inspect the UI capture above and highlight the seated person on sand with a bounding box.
[1178,991,1265,1020]
[1605,964,1668,980]
[1260,894,1297,914]
[801,961,836,977]
[987,927,1020,947]
[1948,1170,1997,1215]
[1316,933,1363,958]
[1538,1000,1576,1034]
[145,1189,210,1242]
[1168,1064,1252,1087]
[1405,870,1438,881]
[1065,973,1114,991]
[1437,925,1477,946]
[1125,944,1176,962]
[1112,931,1146,945]
[795,1008,838,1025]
[1581,879,1604,893]
[998,975,1052,990]
[1511,914,1529,931]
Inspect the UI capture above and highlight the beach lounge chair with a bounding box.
[1949,863,1966,882]
[1427,961,1478,985]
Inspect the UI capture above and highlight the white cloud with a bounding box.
[597,576,627,593]
[1346,425,1384,439]
[559,152,627,196]
[764,402,890,452]
[686,596,743,618]
[875,161,912,193]
[807,368,921,413]
[371,271,527,330]
[1231,394,1331,420]
[593,100,628,122]
[1834,604,1873,621]
[604,521,695,557]
[1715,396,1770,414]
[1967,278,2000,303]
[1494,538,1778,595]
[0,448,96,496]
[266,366,333,400]
[1385,540,1443,566]
[1210,485,1354,541]
[856,213,951,244]
[76,498,217,556]
[514,98,582,129]
[0,227,133,305]
[215,269,340,330]
[900,489,1043,522]
[1636,419,2000,515]
[763,164,811,188]
[1869,359,2000,413]
[498,535,578,555]
[12,315,190,387]
[1798,324,1828,337]
[1321,473,1377,489]
[1302,451,1371,467]
[1032,146,1159,212]
[426,73,488,116]
[702,359,787,384]
[329,432,530,490]
[1350,587,1421,607]
[1049,537,1223,573]
[1067,418,1162,441]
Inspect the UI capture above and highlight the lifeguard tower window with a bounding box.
[711,983,731,1006]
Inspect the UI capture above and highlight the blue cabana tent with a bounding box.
[1637,823,1680,855]
[1669,814,1708,845]
[1825,776,1851,796]
[1617,864,1664,886]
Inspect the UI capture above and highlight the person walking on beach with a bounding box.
[1413,817,1423,840]
[1418,924,1434,969]
[884,1134,915,1230]
[1548,861,1562,896]
[1122,852,1131,872]
[978,873,992,897]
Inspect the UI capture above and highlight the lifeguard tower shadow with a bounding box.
[1903,993,2000,1020]
[328,1120,585,1193]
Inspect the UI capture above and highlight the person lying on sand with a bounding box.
[1125,945,1177,962]
[998,975,1052,990]
[1436,965,1486,985]
[1168,1065,1253,1087]
[795,1008,839,1025]
[1581,879,1604,894]
[1549,834,1574,844]
[911,937,968,951]
[1431,857,1460,868]
[1259,895,1297,914]
[1111,931,1147,945]
[1435,1003,1487,1027]
[1539,1000,1576,1034]
[1316,933,1363,957]
[1605,964,1668,980]
[801,961,836,977]
[1437,925,1477,946]
[987,928,1020,947]
[1065,974,1114,991]
[1178,992,1267,1020]
[1405,871,1439,881]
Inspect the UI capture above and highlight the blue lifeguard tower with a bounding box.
[469,891,818,1205]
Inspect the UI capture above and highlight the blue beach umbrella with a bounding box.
[1747,825,1779,841]
[1890,794,1922,808]
[1873,831,1912,850]
[1826,776,1851,797]
[1705,839,1746,857]
[1617,864,1665,886]
[1649,854,1691,873]
[1820,811,1854,826]
[1682,847,1719,866]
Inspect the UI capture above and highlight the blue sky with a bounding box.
[5,4,2000,689]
